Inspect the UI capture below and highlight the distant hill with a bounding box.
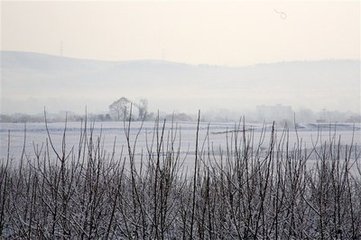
[1,51,360,114]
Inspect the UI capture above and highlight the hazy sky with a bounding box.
[0,1,360,116]
[1,1,360,66]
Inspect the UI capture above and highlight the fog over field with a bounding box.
[1,51,360,116]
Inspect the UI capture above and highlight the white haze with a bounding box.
[0,1,360,115]
[0,51,360,115]
[1,1,359,66]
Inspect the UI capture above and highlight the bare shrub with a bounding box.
[1,113,360,239]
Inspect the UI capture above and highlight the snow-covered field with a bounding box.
[1,121,360,167]
[1,121,361,239]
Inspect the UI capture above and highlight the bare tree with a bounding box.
[109,97,130,121]
[137,98,148,120]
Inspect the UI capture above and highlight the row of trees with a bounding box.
[0,98,195,122]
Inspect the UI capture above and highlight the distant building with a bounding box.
[256,104,293,122]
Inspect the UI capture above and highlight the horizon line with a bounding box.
[1,50,360,68]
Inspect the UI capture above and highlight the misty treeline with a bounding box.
[1,111,361,239]
[0,97,193,123]
[1,97,361,124]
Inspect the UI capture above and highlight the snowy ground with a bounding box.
[1,121,360,168]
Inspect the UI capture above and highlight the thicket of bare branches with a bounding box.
[1,112,361,239]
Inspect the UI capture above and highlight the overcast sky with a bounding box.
[0,1,360,115]
[1,1,360,66]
